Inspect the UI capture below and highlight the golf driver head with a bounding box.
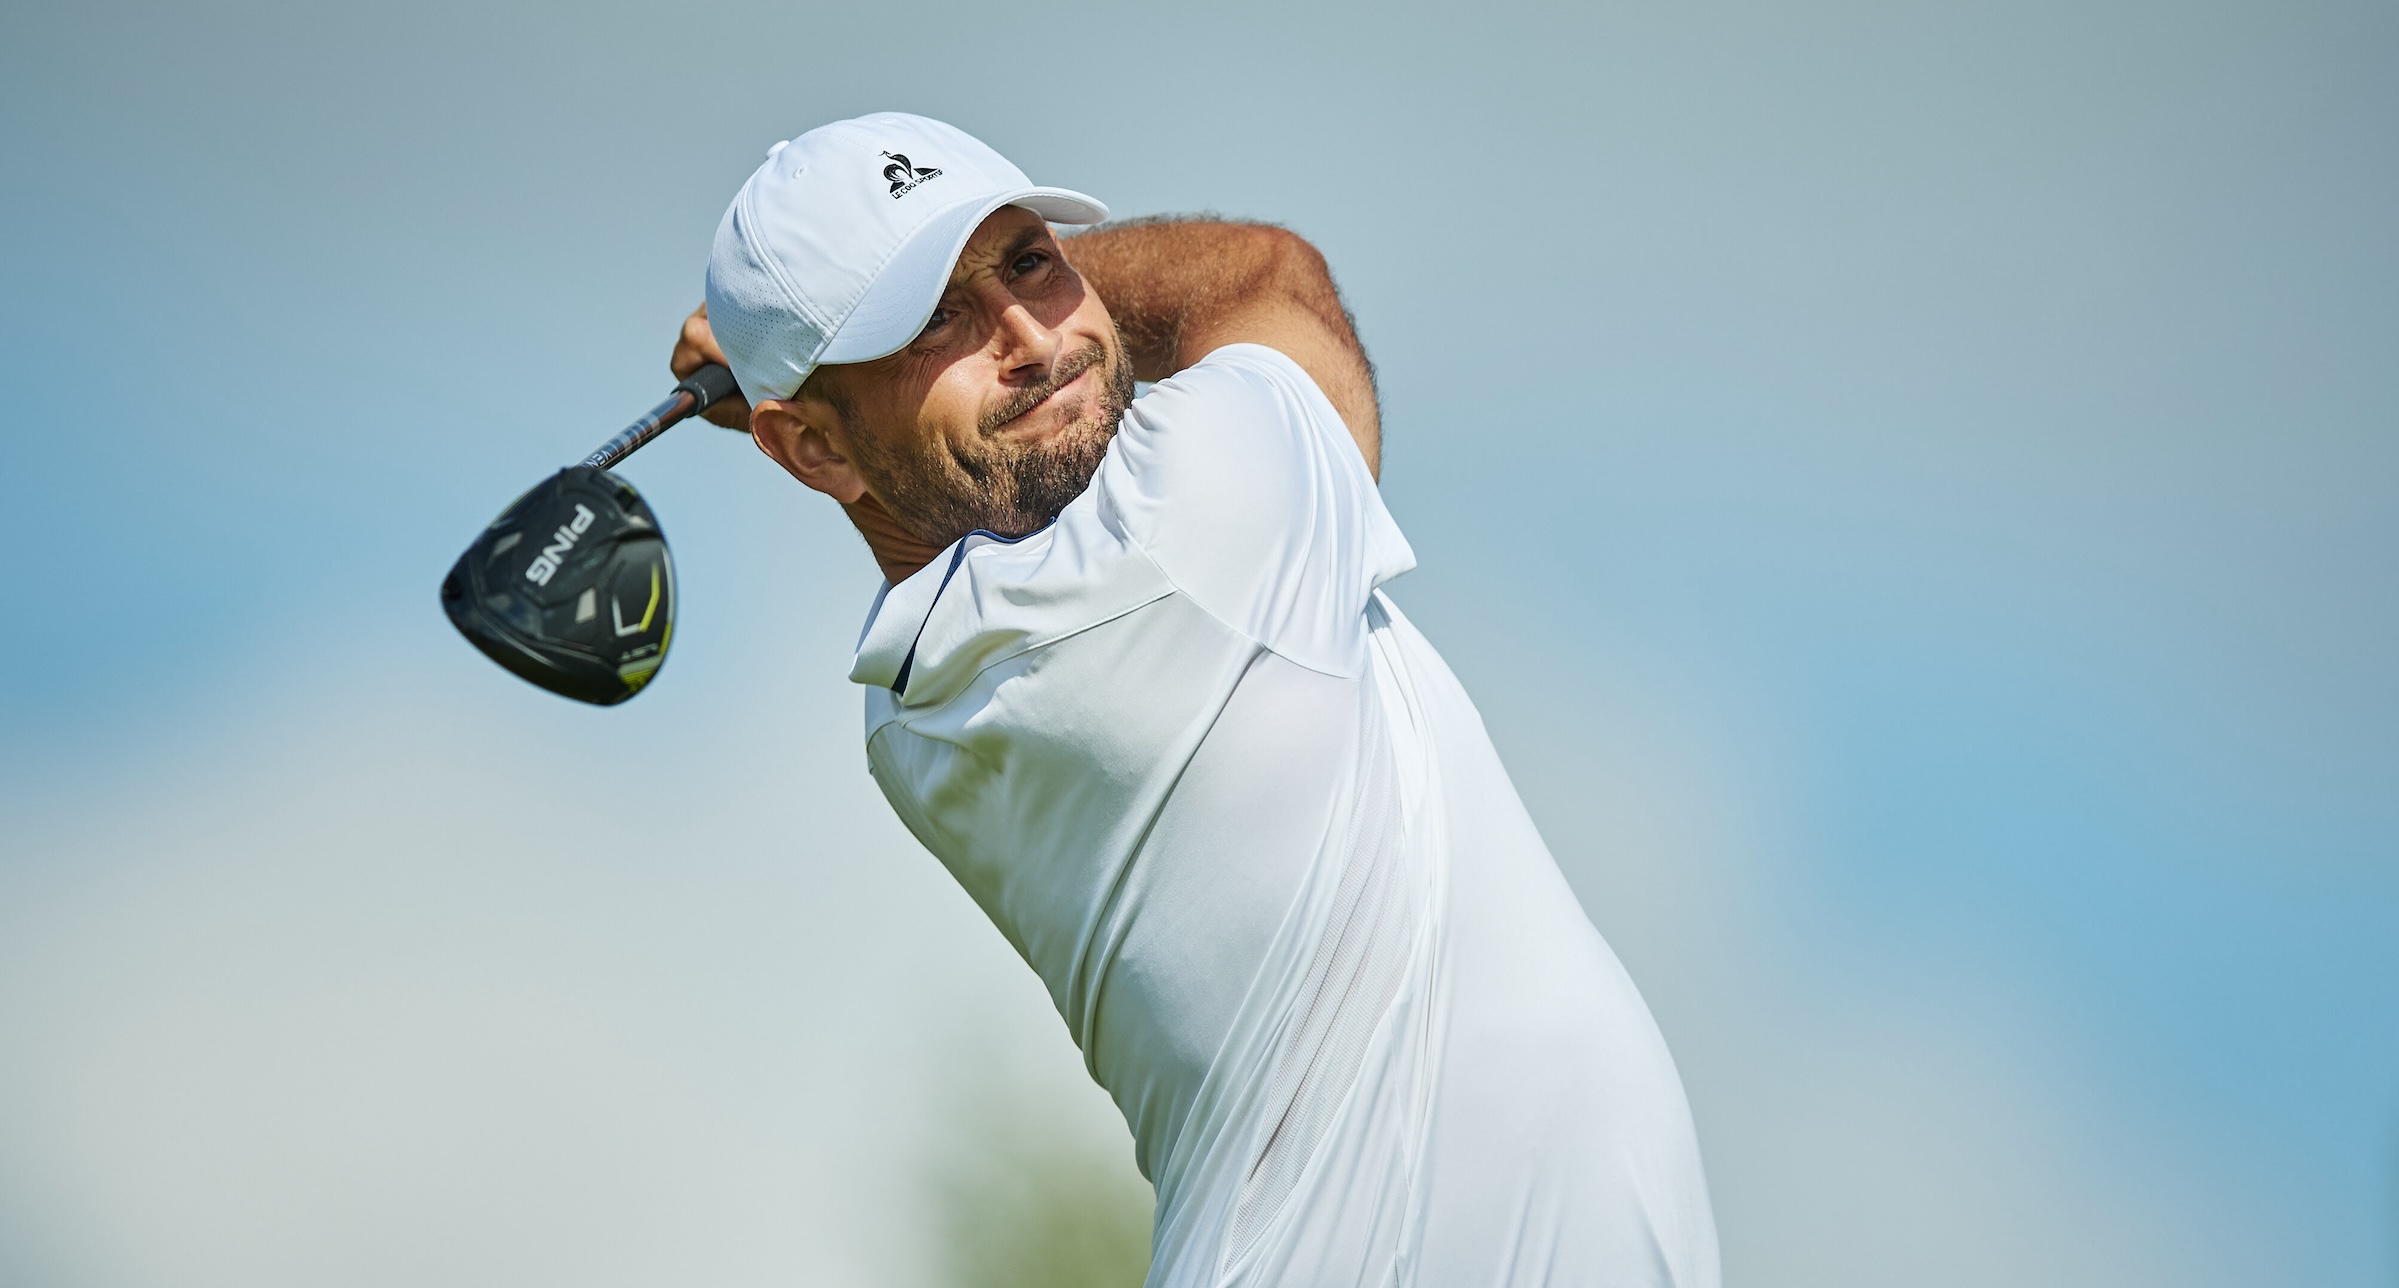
[442,466,674,705]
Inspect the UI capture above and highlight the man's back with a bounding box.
[853,345,1718,1286]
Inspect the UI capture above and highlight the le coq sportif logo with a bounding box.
[881,151,941,199]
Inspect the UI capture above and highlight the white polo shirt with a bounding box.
[852,345,1718,1287]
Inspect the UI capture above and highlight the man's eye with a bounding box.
[1011,251,1047,278]
[919,307,953,336]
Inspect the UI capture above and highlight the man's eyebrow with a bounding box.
[949,222,1050,287]
[1000,224,1048,260]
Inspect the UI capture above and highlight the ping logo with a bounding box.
[880,151,940,199]
[523,503,597,585]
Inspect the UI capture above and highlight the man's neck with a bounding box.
[843,495,946,585]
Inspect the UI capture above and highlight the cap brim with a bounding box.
[819,186,1109,366]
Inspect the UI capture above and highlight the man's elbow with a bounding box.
[1257,225,1335,294]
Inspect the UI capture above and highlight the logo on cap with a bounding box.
[880,152,941,199]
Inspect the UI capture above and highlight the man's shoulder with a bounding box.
[1097,342,1414,678]
[1134,342,1327,420]
[1106,341,1354,515]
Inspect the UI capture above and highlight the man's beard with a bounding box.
[848,335,1136,549]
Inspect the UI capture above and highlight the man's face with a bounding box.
[758,205,1133,548]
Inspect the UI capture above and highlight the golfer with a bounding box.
[671,112,1719,1287]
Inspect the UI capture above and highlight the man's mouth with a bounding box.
[1021,366,1090,422]
[982,347,1104,436]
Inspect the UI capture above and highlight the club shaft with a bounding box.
[579,363,742,472]
[583,389,698,470]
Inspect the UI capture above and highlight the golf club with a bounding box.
[441,363,742,705]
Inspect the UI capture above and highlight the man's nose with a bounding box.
[989,300,1062,382]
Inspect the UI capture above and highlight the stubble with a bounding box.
[850,334,1137,548]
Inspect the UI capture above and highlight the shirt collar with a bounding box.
[847,527,1037,692]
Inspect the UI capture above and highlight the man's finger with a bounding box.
[702,401,751,431]
[670,301,744,426]
[670,304,727,379]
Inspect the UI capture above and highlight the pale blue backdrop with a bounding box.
[2,1,2392,1285]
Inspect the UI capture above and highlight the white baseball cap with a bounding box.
[704,112,1110,405]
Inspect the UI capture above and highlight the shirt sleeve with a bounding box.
[1098,343,1415,678]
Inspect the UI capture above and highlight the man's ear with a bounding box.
[750,400,868,504]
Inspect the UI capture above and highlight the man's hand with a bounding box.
[1061,219,1380,477]
[669,304,754,431]
[670,301,946,583]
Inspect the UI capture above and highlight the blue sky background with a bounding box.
[2,1,2393,1284]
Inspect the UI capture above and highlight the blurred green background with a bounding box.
[1,0,2393,1284]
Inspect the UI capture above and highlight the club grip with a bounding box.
[672,363,741,414]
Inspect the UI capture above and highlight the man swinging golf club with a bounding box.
[672,112,1719,1287]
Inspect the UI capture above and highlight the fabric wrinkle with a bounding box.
[849,345,1718,1288]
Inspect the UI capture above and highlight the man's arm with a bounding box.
[1063,218,1380,478]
